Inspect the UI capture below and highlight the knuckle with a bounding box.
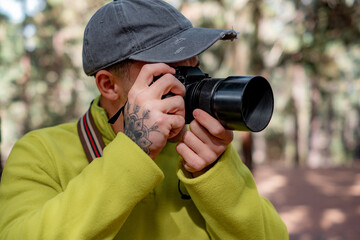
[189,120,198,131]
[183,157,205,172]
[227,131,234,142]
[178,116,186,126]
[191,160,206,172]
[173,100,185,115]
[127,89,136,100]
[136,91,150,102]
[211,126,224,136]
[182,130,191,142]
[173,95,184,102]
[164,73,175,79]
[142,64,152,73]
[203,151,218,162]
[171,115,185,128]
[176,142,183,149]
[171,75,181,84]
[183,163,193,173]
[156,114,168,126]
[214,145,227,156]
[176,142,186,153]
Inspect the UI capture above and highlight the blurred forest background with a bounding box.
[0,0,359,170]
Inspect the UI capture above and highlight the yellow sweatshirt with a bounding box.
[0,97,288,239]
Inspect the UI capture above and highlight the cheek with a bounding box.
[121,71,138,98]
[123,62,145,94]
[123,80,135,95]
[189,57,199,67]
[184,57,199,67]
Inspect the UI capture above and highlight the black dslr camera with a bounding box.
[171,67,274,132]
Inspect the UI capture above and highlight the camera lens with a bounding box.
[175,67,274,132]
[186,76,274,132]
[212,76,274,131]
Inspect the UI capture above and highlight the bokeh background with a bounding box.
[0,0,359,239]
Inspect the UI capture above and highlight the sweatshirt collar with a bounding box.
[90,96,117,145]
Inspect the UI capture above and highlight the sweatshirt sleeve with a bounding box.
[177,144,289,240]
[0,132,164,240]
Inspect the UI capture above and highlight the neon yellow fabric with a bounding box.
[0,97,288,239]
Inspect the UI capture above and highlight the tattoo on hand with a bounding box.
[124,103,159,154]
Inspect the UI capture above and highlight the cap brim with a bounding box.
[129,27,237,63]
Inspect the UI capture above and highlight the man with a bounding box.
[0,0,288,239]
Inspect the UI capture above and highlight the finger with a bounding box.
[157,114,185,138]
[189,119,232,156]
[132,63,175,90]
[149,74,185,99]
[189,120,221,148]
[163,114,185,139]
[176,142,207,173]
[181,130,218,162]
[159,95,185,117]
[168,126,187,143]
[192,109,233,142]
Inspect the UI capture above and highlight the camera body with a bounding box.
[168,66,274,132]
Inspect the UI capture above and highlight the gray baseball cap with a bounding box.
[82,0,237,76]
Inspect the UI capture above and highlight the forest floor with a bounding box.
[253,162,360,240]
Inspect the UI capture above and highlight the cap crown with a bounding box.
[83,0,192,75]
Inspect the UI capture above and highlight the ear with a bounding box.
[95,70,121,101]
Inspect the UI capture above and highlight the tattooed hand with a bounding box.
[124,103,160,154]
[124,63,186,159]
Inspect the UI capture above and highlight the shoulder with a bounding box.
[5,121,86,182]
[20,122,78,146]
[9,121,81,163]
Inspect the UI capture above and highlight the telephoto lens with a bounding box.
[174,67,274,132]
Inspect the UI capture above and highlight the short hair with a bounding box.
[102,59,133,81]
